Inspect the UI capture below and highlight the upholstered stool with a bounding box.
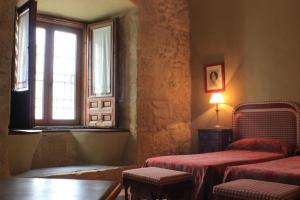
[213,179,300,200]
[122,167,193,200]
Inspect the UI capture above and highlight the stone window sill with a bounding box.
[10,127,129,135]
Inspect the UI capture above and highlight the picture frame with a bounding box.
[204,63,225,93]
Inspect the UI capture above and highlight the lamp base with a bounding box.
[214,124,221,129]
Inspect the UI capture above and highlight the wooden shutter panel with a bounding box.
[87,98,115,127]
[86,19,117,128]
[10,0,37,129]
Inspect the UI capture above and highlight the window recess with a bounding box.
[10,8,117,129]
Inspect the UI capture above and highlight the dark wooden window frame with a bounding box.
[10,0,37,129]
[35,15,85,126]
[85,19,117,128]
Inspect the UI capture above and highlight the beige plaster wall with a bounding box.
[72,131,130,165]
[134,0,192,164]
[7,134,41,174]
[190,0,300,152]
[118,9,138,164]
[8,131,130,174]
[30,132,81,169]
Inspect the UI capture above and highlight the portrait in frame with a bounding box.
[204,63,225,93]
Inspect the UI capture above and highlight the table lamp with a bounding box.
[209,93,224,128]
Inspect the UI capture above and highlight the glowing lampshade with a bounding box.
[209,93,224,104]
[209,93,224,128]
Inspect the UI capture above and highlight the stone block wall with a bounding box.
[0,0,16,177]
[132,0,192,164]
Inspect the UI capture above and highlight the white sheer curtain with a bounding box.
[92,26,112,96]
[15,10,29,91]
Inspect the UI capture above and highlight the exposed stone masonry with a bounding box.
[133,0,192,164]
[0,0,16,177]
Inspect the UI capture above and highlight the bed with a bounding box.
[144,102,300,200]
[223,153,300,186]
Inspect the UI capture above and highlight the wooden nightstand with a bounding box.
[198,129,233,153]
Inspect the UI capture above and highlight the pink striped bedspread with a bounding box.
[145,150,285,200]
[224,156,300,185]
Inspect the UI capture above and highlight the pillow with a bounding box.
[227,138,294,156]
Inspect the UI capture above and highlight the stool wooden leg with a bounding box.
[185,181,193,200]
[124,185,129,200]
[151,193,156,200]
[185,191,192,200]
[151,194,163,200]
[153,192,164,200]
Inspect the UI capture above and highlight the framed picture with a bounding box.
[204,63,225,93]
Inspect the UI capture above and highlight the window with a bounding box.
[90,25,113,97]
[10,0,117,129]
[10,0,36,129]
[86,21,116,128]
[35,27,45,120]
[52,30,78,120]
[34,22,82,125]
[15,8,30,91]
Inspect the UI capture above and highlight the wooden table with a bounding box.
[0,178,120,200]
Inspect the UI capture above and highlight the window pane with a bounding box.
[52,31,77,120]
[35,27,46,120]
[91,26,112,96]
[15,9,29,91]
